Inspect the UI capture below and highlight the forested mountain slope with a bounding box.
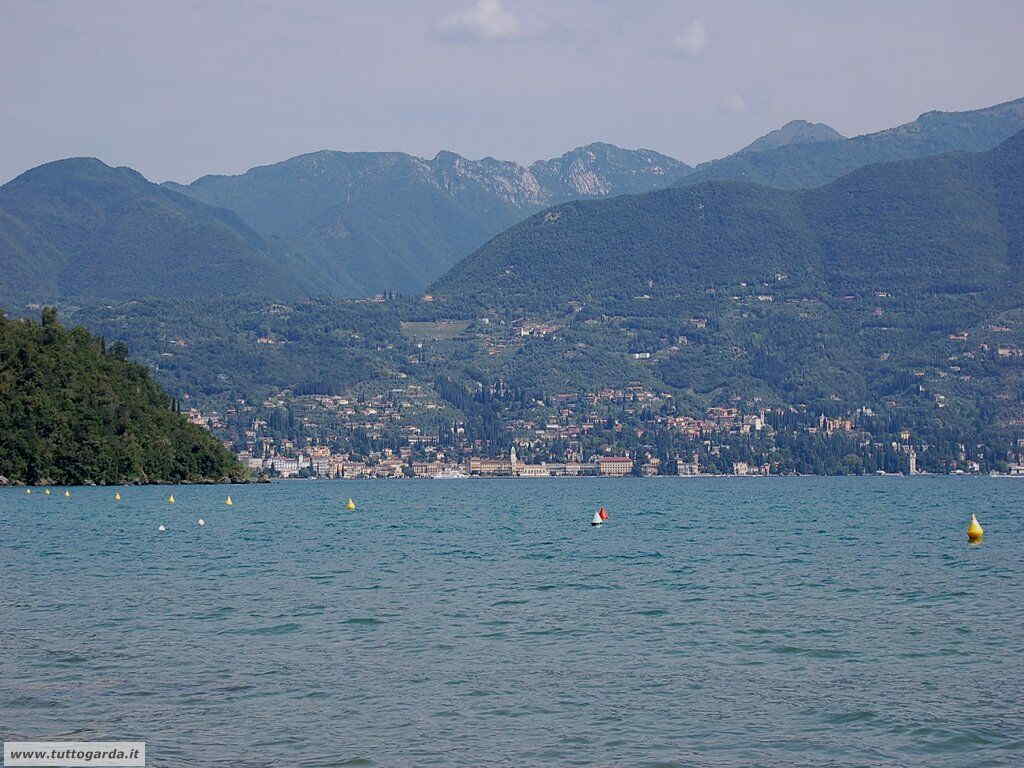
[0,158,305,307]
[423,130,1024,416]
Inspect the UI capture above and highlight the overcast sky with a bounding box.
[3,0,1022,184]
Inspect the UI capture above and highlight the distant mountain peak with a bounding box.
[34,156,109,172]
[432,149,465,163]
[529,143,691,198]
[566,141,621,154]
[8,157,149,187]
[545,141,679,162]
[738,120,845,155]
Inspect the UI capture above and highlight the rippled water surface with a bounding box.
[2,477,1023,767]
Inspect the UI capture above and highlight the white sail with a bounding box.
[592,511,603,525]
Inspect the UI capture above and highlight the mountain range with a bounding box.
[162,143,691,296]
[677,95,1024,190]
[70,127,1024,435]
[1,95,1023,310]
[433,127,1024,309]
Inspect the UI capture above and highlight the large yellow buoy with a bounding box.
[967,514,984,542]
[225,496,233,506]
[346,498,356,511]
[168,494,175,504]
[114,491,122,501]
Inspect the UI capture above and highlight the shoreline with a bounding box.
[242,472,1020,481]
[0,478,258,488]
[6,472,1022,487]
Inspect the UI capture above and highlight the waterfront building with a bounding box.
[518,464,551,478]
[469,457,513,476]
[597,457,633,476]
[677,452,701,476]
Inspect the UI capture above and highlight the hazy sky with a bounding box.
[3,0,1023,184]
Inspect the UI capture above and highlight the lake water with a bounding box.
[2,477,1023,767]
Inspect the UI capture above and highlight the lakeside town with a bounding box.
[180,379,1024,479]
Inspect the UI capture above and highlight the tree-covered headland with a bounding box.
[0,308,247,485]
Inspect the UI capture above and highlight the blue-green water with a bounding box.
[2,477,1023,767]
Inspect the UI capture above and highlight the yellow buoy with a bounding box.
[64,490,71,498]
[26,489,32,494]
[114,491,122,501]
[168,494,175,504]
[44,488,51,495]
[967,513,984,542]
[346,498,356,511]
[225,496,233,506]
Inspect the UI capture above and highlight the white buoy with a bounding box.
[197,518,206,527]
[158,524,167,532]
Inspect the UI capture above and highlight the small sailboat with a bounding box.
[967,513,984,542]
[591,506,610,526]
[158,524,167,532]
[44,489,51,495]
[168,494,175,504]
[26,489,31,494]
[225,495,233,506]
[346,498,357,511]
[114,491,122,501]
[64,490,71,498]
[197,518,206,527]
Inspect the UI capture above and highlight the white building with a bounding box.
[270,457,299,477]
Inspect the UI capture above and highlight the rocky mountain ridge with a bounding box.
[163,142,692,296]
